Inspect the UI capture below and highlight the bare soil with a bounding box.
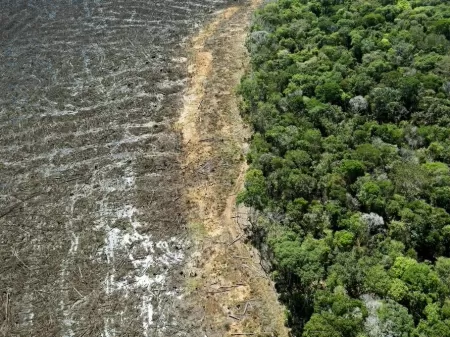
[178,3,290,336]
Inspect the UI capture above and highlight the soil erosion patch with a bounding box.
[178,2,289,336]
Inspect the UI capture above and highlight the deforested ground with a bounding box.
[0,0,233,336]
[178,2,289,336]
[0,0,287,336]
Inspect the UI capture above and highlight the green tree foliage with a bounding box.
[237,169,268,210]
[304,288,367,337]
[238,0,450,335]
[376,300,415,337]
[339,160,366,184]
[315,82,342,104]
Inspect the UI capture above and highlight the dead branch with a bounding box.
[242,302,250,316]
[228,314,240,321]
[12,248,30,270]
[228,234,244,246]
[232,255,250,260]
[218,283,246,289]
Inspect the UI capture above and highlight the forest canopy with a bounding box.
[238,0,450,336]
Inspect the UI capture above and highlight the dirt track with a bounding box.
[178,3,289,336]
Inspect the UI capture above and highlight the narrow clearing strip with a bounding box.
[177,1,289,336]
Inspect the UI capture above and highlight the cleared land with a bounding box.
[178,2,289,336]
[0,1,238,336]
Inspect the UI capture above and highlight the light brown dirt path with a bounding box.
[177,1,290,336]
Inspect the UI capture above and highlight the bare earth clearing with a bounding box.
[0,0,286,336]
[178,2,289,336]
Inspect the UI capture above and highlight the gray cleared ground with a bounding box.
[0,0,236,336]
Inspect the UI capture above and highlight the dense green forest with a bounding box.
[237,0,450,336]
